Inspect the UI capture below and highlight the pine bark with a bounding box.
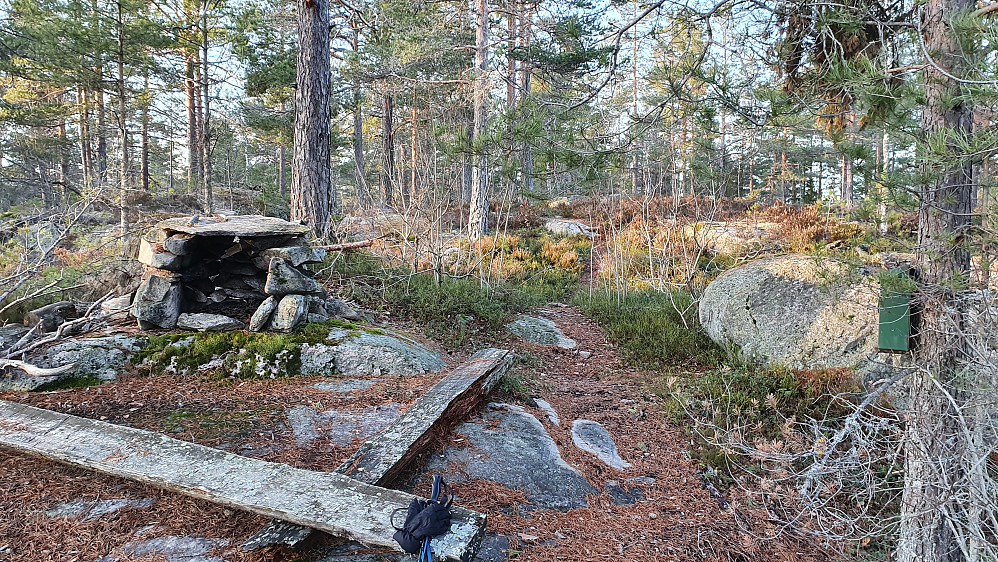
[381,93,396,207]
[116,0,129,234]
[352,26,370,208]
[141,71,150,192]
[79,88,93,189]
[292,0,332,235]
[897,0,975,558]
[186,56,201,193]
[200,5,213,213]
[468,0,491,240]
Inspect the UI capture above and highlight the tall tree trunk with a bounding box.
[840,111,855,208]
[468,0,491,240]
[897,0,975,558]
[877,130,889,236]
[519,0,533,192]
[462,124,473,202]
[116,0,128,235]
[278,101,286,196]
[96,82,108,186]
[200,2,213,213]
[79,88,93,190]
[630,0,640,195]
[186,56,201,193]
[141,70,150,192]
[292,0,332,235]
[407,97,417,205]
[381,93,396,207]
[351,25,369,208]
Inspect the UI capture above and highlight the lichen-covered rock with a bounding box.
[299,343,336,375]
[252,245,326,269]
[300,332,444,377]
[543,218,594,238]
[176,313,245,332]
[249,296,278,331]
[334,333,445,376]
[265,258,322,296]
[698,254,878,370]
[269,294,309,332]
[424,403,596,511]
[137,238,189,271]
[506,316,576,349]
[131,275,182,329]
[571,419,631,470]
[3,335,147,391]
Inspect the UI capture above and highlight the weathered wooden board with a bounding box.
[338,347,513,485]
[0,399,484,562]
[244,348,513,551]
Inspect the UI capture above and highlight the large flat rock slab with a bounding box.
[0,399,485,561]
[157,215,311,238]
[505,316,576,349]
[571,419,631,470]
[245,349,512,552]
[426,403,596,511]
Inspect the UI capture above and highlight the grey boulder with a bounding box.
[424,403,595,511]
[269,294,309,332]
[698,254,879,370]
[265,258,322,296]
[132,275,182,329]
[334,332,445,376]
[571,419,631,470]
[506,315,576,349]
[176,313,245,332]
[249,296,278,331]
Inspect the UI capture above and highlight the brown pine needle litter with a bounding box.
[0,307,830,562]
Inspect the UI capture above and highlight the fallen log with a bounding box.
[0,359,77,378]
[244,348,514,551]
[313,239,374,252]
[0,399,486,562]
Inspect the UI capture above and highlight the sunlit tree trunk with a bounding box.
[141,70,150,192]
[519,0,533,192]
[115,0,128,235]
[200,1,213,213]
[897,0,975,559]
[352,25,370,208]
[468,0,491,240]
[381,93,396,207]
[292,0,332,234]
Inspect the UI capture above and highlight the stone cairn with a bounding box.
[131,215,357,332]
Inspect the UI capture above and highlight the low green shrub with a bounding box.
[657,364,863,479]
[334,252,577,348]
[572,289,723,367]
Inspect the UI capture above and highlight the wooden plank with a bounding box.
[338,347,513,485]
[0,399,484,562]
[244,348,513,551]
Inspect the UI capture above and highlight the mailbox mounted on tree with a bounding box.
[877,267,918,353]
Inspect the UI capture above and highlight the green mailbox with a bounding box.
[878,269,914,352]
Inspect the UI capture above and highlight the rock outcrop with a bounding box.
[506,315,576,349]
[699,254,879,370]
[300,331,447,377]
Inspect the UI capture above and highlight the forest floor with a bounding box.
[0,303,829,562]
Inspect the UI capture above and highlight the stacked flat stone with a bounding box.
[130,215,356,332]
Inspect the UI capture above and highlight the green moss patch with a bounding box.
[137,320,361,380]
